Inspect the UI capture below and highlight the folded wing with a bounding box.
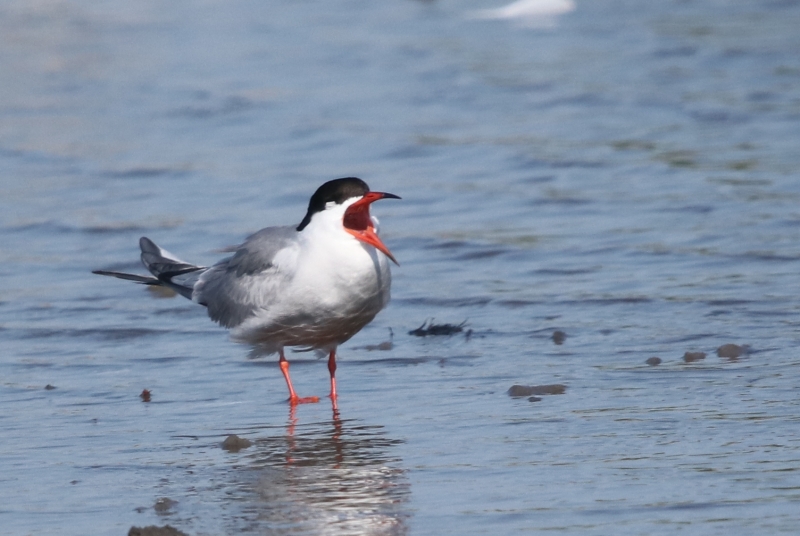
[193,226,298,328]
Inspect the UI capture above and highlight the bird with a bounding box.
[93,177,400,405]
[469,0,575,26]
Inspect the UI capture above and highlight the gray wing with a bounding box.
[193,226,298,328]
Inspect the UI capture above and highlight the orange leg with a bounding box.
[327,349,338,401]
[279,350,319,405]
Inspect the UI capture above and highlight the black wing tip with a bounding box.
[92,269,123,277]
[92,269,160,285]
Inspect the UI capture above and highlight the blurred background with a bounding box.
[2,0,800,534]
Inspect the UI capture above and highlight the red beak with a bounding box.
[343,191,401,265]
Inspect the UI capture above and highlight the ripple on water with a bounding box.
[14,327,174,341]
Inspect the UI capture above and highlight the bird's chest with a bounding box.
[290,241,390,314]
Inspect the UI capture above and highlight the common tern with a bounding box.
[94,177,400,405]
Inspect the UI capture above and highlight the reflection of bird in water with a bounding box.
[232,407,410,534]
[93,178,400,406]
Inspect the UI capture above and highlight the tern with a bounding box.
[94,177,400,405]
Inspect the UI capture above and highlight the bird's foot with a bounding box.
[288,395,320,405]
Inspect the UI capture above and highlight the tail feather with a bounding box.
[139,237,205,299]
[92,237,206,301]
[140,237,195,277]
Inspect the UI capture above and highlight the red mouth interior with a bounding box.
[343,192,398,265]
[343,192,382,231]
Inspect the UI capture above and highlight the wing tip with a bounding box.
[92,269,160,285]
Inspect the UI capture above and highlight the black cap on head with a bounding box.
[297,177,370,231]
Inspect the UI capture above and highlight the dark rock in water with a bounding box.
[409,319,467,337]
[153,497,177,513]
[372,340,394,351]
[552,330,567,345]
[717,343,747,358]
[528,396,542,402]
[128,525,188,536]
[222,434,253,452]
[509,385,530,397]
[683,351,706,363]
[44,384,56,390]
[140,389,151,402]
[645,357,662,366]
[508,384,567,397]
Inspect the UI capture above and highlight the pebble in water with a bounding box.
[683,351,706,363]
[222,434,253,452]
[717,343,747,359]
[552,330,567,345]
[508,384,567,397]
[645,357,662,366]
[153,497,178,514]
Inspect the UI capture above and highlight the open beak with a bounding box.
[343,191,401,265]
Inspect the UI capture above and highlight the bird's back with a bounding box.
[192,226,299,328]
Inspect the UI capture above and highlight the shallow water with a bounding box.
[2,0,800,534]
